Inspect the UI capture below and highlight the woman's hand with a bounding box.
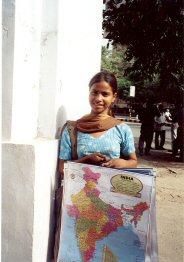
[60,153,137,176]
[85,152,107,164]
[101,153,137,168]
[101,158,127,168]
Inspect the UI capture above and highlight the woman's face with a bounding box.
[89,81,117,115]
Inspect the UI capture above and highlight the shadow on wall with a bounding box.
[55,106,67,139]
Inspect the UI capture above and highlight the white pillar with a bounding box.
[2,0,103,261]
[2,141,58,262]
[37,0,59,139]
[3,0,43,141]
[40,0,104,139]
[55,0,103,124]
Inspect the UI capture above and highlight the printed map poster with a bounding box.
[57,162,156,262]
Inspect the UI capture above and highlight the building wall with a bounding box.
[2,0,103,261]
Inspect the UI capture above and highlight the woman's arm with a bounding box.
[59,152,137,175]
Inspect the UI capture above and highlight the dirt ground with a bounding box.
[135,139,184,262]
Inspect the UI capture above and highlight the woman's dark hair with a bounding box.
[89,71,118,94]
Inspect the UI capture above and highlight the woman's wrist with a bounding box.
[74,155,89,164]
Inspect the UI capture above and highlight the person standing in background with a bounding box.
[165,108,172,121]
[138,99,159,156]
[154,104,167,150]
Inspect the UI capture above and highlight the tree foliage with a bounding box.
[101,45,133,98]
[101,45,161,102]
[103,0,184,103]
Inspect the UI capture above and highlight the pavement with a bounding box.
[133,135,184,262]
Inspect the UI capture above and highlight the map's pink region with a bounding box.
[108,205,122,221]
[84,187,101,197]
[101,220,122,235]
[66,204,79,219]
[122,202,149,227]
[83,247,95,262]
[82,167,101,183]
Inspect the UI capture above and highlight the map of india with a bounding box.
[64,166,149,262]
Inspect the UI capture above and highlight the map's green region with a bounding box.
[76,218,97,232]
[90,194,109,212]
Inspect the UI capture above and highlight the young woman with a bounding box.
[59,71,137,174]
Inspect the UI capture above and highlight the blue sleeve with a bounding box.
[59,126,72,160]
[120,124,135,155]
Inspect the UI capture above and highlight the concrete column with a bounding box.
[2,0,103,261]
[37,0,59,139]
[3,0,43,141]
[55,0,103,129]
[2,140,58,262]
[2,1,59,261]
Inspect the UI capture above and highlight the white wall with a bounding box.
[6,0,42,141]
[2,140,59,262]
[2,0,103,141]
[39,0,103,139]
[2,0,103,261]
[2,143,35,262]
[56,0,103,123]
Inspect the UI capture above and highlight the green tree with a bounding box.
[101,45,160,102]
[103,0,184,104]
[101,45,133,99]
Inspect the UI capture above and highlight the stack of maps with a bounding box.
[57,162,158,262]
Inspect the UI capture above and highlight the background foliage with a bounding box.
[102,0,184,105]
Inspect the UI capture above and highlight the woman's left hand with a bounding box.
[101,158,127,168]
[101,153,137,168]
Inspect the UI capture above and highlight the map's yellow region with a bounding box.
[80,206,105,221]
[71,190,92,209]
[70,179,116,260]
[96,215,108,231]
[77,229,89,251]
[111,174,143,197]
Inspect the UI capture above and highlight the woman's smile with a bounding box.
[94,103,104,108]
